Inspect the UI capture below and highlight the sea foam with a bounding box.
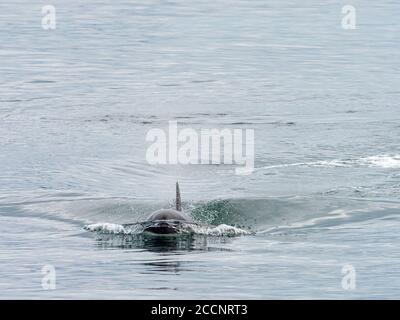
[84,222,251,237]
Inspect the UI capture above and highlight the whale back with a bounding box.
[146,209,190,222]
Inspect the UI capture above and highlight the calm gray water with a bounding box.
[1,0,400,299]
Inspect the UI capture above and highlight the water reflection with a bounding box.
[94,233,232,253]
[92,232,234,274]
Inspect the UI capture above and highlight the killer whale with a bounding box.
[143,182,191,235]
[85,181,252,237]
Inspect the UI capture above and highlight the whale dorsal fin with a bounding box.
[176,181,182,211]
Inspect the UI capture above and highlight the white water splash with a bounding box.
[259,154,400,170]
[84,223,126,234]
[189,223,252,236]
[360,155,400,168]
[84,222,251,237]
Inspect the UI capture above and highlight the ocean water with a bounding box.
[1,0,400,299]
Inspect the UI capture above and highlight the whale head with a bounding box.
[143,182,191,235]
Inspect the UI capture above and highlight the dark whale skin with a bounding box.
[143,222,179,234]
[144,209,191,235]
